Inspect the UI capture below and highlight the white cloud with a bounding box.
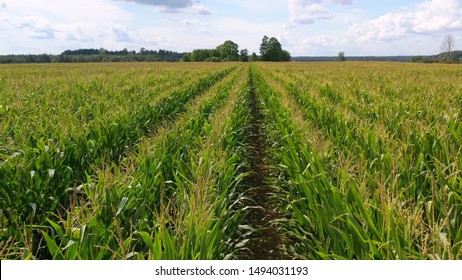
[0,0,136,53]
[288,0,353,25]
[114,0,193,8]
[112,24,132,42]
[348,0,462,43]
[331,0,352,5]
[170,17,199,26]
[114,0,211,14]
[192,3,212,15]
[1,0,459,56]
[0,15,56,39]
[63,25,94,42]
[3,0,132,27]
[288,0,329,24]
[24,19,55,39]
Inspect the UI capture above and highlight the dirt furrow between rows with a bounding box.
[240,67,288,260]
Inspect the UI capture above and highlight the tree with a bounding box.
[280,50,291,61]
[441,34,455,62]
[240,49,249,62]
[338,51,346,61]
[249,52,259,62]
[260,36,270,61]
[181,53,191,62]
[190,49,218,61]
[267,37,283,61]
[259,36,291,61]
[216,40,239,61]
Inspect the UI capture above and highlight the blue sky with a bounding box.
[0,0,461,56]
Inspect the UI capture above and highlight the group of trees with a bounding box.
[439,34,461,63]
[0,54,54,64]
[259,36,291,62]
[412,34,461,63]
[182,40,252,62]
[60,48,186,63]
[182,36,291,62]
[0,36,293,64]
[0,48,187,64]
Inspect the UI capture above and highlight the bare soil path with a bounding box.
[239,68,289,260]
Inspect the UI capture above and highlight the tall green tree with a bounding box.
[249,52,259,62]
[260,36,270,61]
[280,50,291,62]
[267,37,283,61]
[216,40,239,61]
[259,36,291,61]
[240,49,249,62]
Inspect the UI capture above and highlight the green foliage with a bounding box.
[0,63,239,259]
[216,40,240,61]
[249,52,259,62]
[259,36,291,62]
[0,49,187,63]
[187,40,242,62]
[1,61,461,260]
[240,49,249,62]
[204,57,222,62]
[190,49,220,62]
[254,62,462,259]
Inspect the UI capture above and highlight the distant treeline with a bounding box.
[0,36,292,64]
[3,47,460,64]
[294,51,462,63]
[293,56,413,62]
[0,48,187,64]
[411,51,462,63]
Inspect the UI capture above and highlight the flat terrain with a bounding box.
[1,62,461,259]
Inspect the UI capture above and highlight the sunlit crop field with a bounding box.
[1,62,461,259]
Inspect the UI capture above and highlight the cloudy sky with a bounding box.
[0,0,461,56]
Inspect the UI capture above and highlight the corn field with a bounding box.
[0,62,461,260]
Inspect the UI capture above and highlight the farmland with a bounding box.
[0,62,461,260]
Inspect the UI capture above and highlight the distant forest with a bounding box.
[0,36,291,64]
[1,47,460,64]
[293,56,413,62]
[0,48,187,64]
[294,50,462,63]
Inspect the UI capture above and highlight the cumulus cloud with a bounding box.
[64,26,94,42]
[288,0,352,25]
[348,0,462,42]
[0,15,98,43]
[182,19,198,25]
[115,0,193,8]
[114,0,211,14]
[331,0,352,5]
[112,24,132,42]
[288,1,328,24]
[14,17,56,39]
[170,17,200,26]
[192,3,211,15]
